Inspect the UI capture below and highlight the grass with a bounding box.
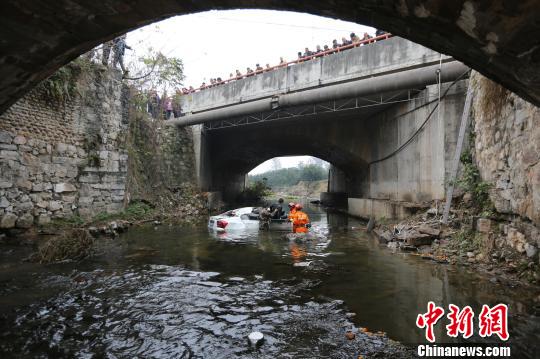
[92,202,154,223]
[49,215,85,228]
[46,202,155,230]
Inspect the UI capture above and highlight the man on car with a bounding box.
[270,198,285,219]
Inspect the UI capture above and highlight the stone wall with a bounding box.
[0,68,128,230]
[125,112,196,204]
[471,72,540,259]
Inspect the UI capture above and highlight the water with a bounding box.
[0,206,538,357]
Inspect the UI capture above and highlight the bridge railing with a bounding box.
[187,33,393,93]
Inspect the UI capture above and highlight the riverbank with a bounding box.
[0,186,209,263]
[271,180,327,201]
[370,207,540,292]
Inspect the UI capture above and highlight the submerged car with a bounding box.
[208,207,291,232]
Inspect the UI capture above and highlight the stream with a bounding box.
[0,206,538,357]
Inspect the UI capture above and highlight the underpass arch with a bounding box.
[204,124,371,202]
[1,1,540,115]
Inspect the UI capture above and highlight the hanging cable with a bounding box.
[368,69,470,166]
[436,54,443,126]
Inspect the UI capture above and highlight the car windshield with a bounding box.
[219,210,237,217]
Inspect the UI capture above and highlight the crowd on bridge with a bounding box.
[93,29,389,120]
[180,29,389,94]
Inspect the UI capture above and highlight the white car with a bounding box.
[208,207,291,232]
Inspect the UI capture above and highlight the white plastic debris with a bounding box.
[248,331,264,346]
[293,261,312,267]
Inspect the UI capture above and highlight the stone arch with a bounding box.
[1,1,540,113]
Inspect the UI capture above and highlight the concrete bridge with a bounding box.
[1,0,539,115]
[171,37,470,216]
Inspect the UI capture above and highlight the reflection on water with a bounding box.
[0,205,539,357]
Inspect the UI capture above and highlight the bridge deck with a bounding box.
[180,37,452,116]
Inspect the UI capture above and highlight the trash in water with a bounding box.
[293,261,312,267]
[248,331,264,346]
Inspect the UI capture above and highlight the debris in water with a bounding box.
[248,331,264,346]
[345,331,355,340]
[28,229,94,263]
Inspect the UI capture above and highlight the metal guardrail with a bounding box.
[187,33,393,93]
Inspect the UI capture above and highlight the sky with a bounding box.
[124,9,373,174]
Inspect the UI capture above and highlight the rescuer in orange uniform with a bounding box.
[291,203,310,233]
[287,202,296,220]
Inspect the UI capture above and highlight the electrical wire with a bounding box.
[194,15,363,33]
[368,69,470,166]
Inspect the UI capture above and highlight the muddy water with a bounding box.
[0,206,539,357]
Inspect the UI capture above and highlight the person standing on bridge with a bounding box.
[102,40,114,66]
[375,29,387,37]
[291,204,310,234]
[147,90,160,119]
[350,32,361,46]
[362,32,373,43]
[112,35,132,74]
[164,97,173,119]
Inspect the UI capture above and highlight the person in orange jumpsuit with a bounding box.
[287,202,297,221]
[292,203,310,233]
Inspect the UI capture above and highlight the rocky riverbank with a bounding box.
[372,201,540,290]
[0,185,209,263]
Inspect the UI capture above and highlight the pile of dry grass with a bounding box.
[30,229,94,264]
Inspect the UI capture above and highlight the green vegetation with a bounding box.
[48,202,154,229]
[248,164,327,188]
[127,48,185,112]
[50,215,85,229]
[452,228,482,252]
[137,50,185,90]
[92,202,154,223]
[37,57,96,103]
[240,180,272,202]
[456,150,494,216]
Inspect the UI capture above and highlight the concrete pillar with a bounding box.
[321,165,348,207]
[221,173,246,202]
[328,165,347,192]
[191,125,211,190]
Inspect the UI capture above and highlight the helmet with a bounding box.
[295,203,303,210]
[288,202,295,208]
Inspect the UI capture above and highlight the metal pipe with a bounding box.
[168,61,469,127]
